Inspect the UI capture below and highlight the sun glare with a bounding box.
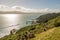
[4,14,17,18]
[2,14,18,22]
[5,14,16,18]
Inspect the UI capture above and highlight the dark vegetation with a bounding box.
[54,22,60,27]
[36,13,60,23]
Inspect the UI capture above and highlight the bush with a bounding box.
[54,22,60,27]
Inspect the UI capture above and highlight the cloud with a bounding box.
[0,5,60,13]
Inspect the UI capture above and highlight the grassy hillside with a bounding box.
[0,16,60,40]
[33,27,60,40]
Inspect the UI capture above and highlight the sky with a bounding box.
[0,0,60,13]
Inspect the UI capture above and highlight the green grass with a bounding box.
[33,27,60,40]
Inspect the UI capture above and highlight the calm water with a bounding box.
[0,13,44,37]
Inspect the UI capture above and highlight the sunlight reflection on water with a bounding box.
[0,13,43,38]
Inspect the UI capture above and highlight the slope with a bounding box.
[0,15,60,40]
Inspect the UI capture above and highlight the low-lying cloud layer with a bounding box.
[0,5,60,13]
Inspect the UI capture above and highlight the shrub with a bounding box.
[54,22,60,27]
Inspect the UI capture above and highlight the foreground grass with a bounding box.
[32,27,60,40]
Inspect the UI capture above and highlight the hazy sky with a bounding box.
[0,0,60,9]
[0,0,60,13]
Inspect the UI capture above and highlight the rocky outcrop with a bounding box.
[10,29,16,35]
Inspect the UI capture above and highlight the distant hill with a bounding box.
[0,13,60,40]
[36,13,60,23]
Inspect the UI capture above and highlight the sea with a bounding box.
[0,13,44,38]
